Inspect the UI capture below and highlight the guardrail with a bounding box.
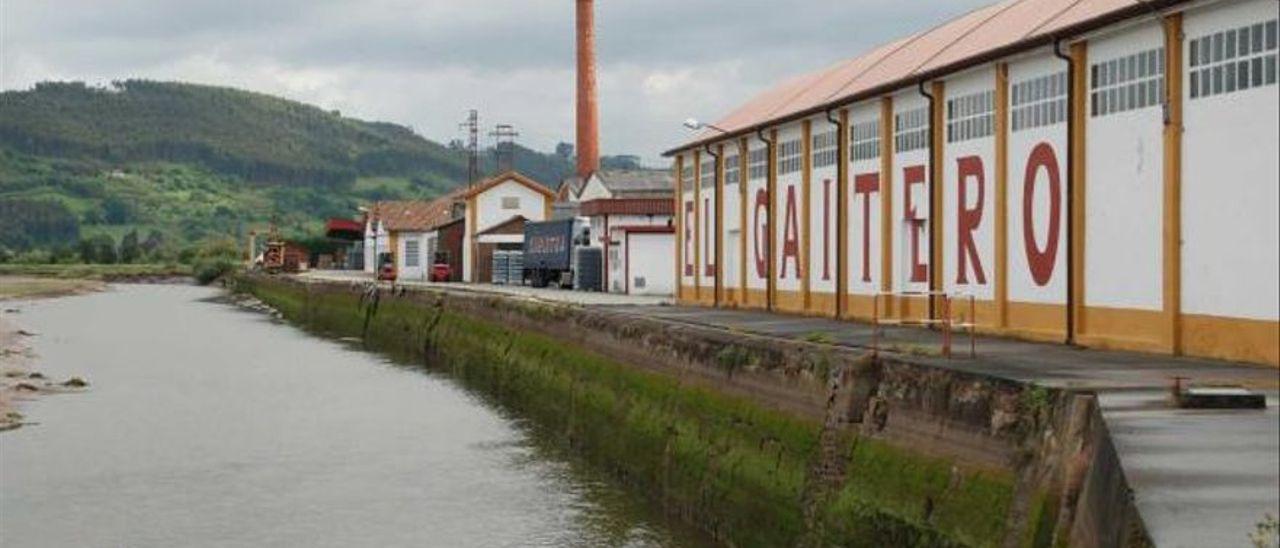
[871,290,976,359]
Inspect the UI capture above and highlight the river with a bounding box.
[0,284,705,547]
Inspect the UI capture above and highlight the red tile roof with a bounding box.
[673,0,1181,154]
[580,198,674,217]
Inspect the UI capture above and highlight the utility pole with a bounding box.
[489,123,520,172]
[459,109,480,187]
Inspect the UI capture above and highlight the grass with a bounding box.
[0,276,103,300]
[241,277,1019,547]
[0,263,191,280]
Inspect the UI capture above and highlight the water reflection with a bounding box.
[0,285,707,548]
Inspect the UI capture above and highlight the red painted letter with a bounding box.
[903,166,928,283]
[684,200,694,276]
[822,178,832,281]
[753,189,769,279]
[1023,143,1061,286]
[704,197,715,276]
[955,156,987,285]
[781,185,800,279]
[854,173,880,283]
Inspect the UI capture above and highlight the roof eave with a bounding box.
[661,0,1187,158]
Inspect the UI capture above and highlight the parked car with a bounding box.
[430,262,451,282]
[377,252,397,282]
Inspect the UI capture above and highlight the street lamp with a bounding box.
[683,118,729,134]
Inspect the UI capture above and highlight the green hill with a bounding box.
[0,80,639,262]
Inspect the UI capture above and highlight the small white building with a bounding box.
[459,171,556,283]
[564,170,676,296]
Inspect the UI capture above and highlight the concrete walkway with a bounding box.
[607,306,1278,548]
[296,271,1278,546]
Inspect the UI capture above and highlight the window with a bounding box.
[894,107,929,153]
[778,139,802,174]
[700,159,716,184]
[811,129,838,168]
[1090,47,1165,117]
[680,163,693,184]
[1012,71,1068,132]
[404,238,420,267]
[946,89,995,143]
[1189,19,1278,100]
[748,147,768,180]
[501,196,520,209]
[725,154,741,185]
[850,118,880,162]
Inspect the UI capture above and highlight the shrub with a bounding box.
[193,258,236,285]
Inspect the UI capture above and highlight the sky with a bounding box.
[0,0,992,165]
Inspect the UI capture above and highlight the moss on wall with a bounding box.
[239,277,1029,547]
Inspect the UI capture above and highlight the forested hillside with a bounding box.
[0,80,644,262]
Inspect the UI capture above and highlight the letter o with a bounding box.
[1022,143,1061,287]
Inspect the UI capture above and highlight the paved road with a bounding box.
[299,270,673,306]
[298,271,1278,546]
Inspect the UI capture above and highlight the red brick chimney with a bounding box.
[575,0,599,178]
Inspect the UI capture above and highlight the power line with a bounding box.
[489,123,520,172]
[458,109,480,187]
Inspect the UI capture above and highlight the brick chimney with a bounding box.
[575,0,599,178]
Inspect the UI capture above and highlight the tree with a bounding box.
[142,230,165,254]
[102,196,134,224]
[119,230,141,263]
[78,234,117,264]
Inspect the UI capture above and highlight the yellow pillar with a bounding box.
[837,108,851,319]
[930,81,946,317]
[1163,14,1184,354]
[674,155,684,302]
[995,63,1010,328]
[739,137,750,307]
[693,149,702,302]
[768,128,778,310]
[879,97,895,318]
[1070,43,1088,338]
[715,143,725,306]
[801,119,812,311]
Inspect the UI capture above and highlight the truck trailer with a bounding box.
[522,218,590,288]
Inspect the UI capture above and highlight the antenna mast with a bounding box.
[459,109,480,187]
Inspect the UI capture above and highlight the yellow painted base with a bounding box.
[1077,306,1167,354]
[1181,314,1279,367]
[682,286,1277,367]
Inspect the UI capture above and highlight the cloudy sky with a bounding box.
[0,0,990,164]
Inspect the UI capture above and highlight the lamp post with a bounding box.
[683,118,730,135]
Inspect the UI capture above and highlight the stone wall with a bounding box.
[237,275,1148,547]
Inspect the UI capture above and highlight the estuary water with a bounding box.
[0,284,703,547]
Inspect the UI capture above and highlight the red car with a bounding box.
[378,262,397,282]
[430,263,451,282]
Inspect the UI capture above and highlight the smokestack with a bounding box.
[575,0,599,178]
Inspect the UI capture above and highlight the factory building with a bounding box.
[668,0,1278,365]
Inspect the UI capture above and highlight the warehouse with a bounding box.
[668,0,1278,365]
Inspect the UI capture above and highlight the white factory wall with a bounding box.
[1006,50,1070,309]
[679,152,697,292]
[847,101,884,299]
[1181,0,1279,321]
[774,123,804,298]
[722,141,744,298]
[889,89,933,298]
[673,0,1279,365]
[746,140,770,296]
[941,67,998,302]
[1084,21,1166,312]
[809,116,840,300]
[697,154,718,291]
